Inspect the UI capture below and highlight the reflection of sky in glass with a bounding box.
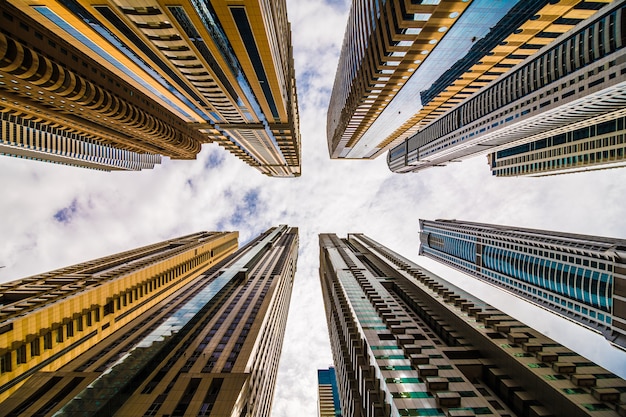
[347,0,520,158]
[190,0,287,165]
[53,226,287,416]
[35,7,195,120]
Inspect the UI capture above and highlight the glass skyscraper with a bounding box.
[487,114,626,177]
[0,225,298,416]
[419,219,626,350]
[0,0,300,176]
[320,233,626,417]
[327,0,609,161]
[388,1,626,175]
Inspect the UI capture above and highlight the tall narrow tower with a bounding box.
[0,230,239,402]
[327,0,609,160]
[321,233,626,417]
[0,0,300,176]
[0,225,298,416]
[388,1,626,174]
[419,219,626,350]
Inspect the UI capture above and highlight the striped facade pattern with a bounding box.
[1,0,300,176]
[389,1,626,174]
[328,0,604,160]
[321,232,626,417]
[0,226,298,416]
[0,231,239,402]
[419,219,626,350]
[488,113,626,176]
[0,112,161,171]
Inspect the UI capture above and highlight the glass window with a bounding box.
[31,338,40,357]
[16,345,26,364]
[44,332,52,350]
[0,352,11,373]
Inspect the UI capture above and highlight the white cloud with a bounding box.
[1,0,626,415]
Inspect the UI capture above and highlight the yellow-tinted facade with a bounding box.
[0,226,297,417]
[1,0,300,176]
[327,0,610,160]
[0,231,238,402]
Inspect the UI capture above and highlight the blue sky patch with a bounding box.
[205,149,226,170]
[230,189,260,226]
[53,199,79,224]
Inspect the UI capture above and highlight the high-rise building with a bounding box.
[327,0,608,160]
[487,113,626,177]
[419,219,626,351]
[0,0,300,176]
[0,230,238,403]
[318,367,342,417]
[0,225,298,416]
[389,0,626,174]
[320,233,626,417]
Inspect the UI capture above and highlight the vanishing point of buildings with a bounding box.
[0,0,300,176]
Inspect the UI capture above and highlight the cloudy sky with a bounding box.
[2,0,626,415]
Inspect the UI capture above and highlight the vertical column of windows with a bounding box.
[599,18,606,57]
[16,345,26,365]
[541,259,550,294]
[44,332,52,350]
[0,352,11,374]
[590,23,598,63]
[608,11,617,51]
[30,338,40,357]
[578,31,585,68]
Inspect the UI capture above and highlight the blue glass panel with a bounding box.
[35,7,195,119]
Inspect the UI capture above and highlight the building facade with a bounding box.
[487,113,626,177]
[419,219,626,351]
[0,0,300,176]
[318,367,342,417]
[327,0,607,160]
[0,225,298,416]
[389,0,626,174]
[0,230,238,403]
[321,232,626,417]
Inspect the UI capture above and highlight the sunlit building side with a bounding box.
[420,219,626,351]
[320,232,626,417]
[389,1,626,174]
[0,231,239,402]
[0,0,300,176]
[0,225,298,416]
[488,114,626,176]
[327,0,605,160]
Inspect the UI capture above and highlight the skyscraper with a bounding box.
[419,219,626,351]
[0,230,238,403]
[318,367,342,417]
[389,0,626,174]
[0,225,298,416]
[0,0,300,176]
[320,233,626,417]
[327,0,607,160]
[487,114,626,177]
